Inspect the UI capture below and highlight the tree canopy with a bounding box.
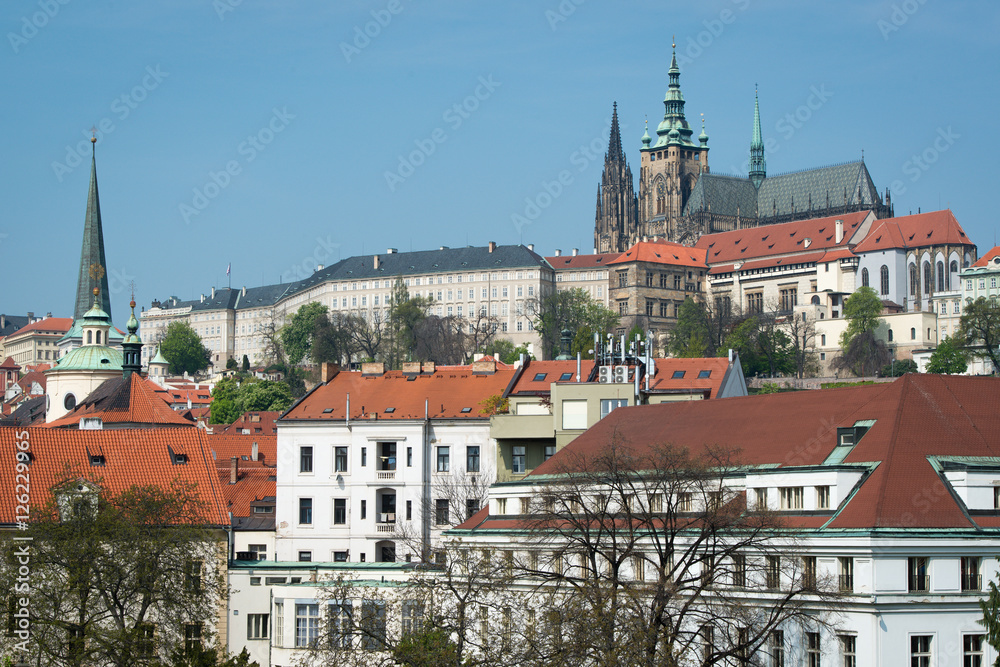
[839,286,884,347]
[926,335,969,374]
[533,288,619,359]
[668,297,710,358]
[209,377,293,424]
[159,321,212,376]
[280,301,329,365]
[957,296,1000,373]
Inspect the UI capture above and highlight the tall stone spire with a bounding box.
[74,137,112,322]
[594,102,639,254]
[749,88,766,189]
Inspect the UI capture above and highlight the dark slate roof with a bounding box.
[683,161,883,220]
[0,315,29,338]
[235,284,296,311]
[0,396,46,427]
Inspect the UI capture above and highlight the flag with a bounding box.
[226,263,231,276]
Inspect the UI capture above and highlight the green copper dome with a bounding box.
[53,345,123,372]
[122,300,141,345]
[150,346,168,365]
[641,123,651,147]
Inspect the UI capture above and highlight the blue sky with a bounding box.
[2,0,997,321]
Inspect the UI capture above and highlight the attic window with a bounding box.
[89,454,106,467]
[461,407,472,413]
[173,453,188,465]
[559,372,573,381]
[384,407,396,413]
[533,373,547,382]
[672,370,686,379]
[698,370,712,379]
[322,408,334,414]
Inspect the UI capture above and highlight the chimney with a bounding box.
[472,358,496,374]
[200,294,205,303]
[361,362,386,376]
[373,255,380,270]
[421,361,435,374]
[402,361,421,374]
[835,219,844,244]
[321,362,340,383]
[1,315,5,330]
[316,264,324,272]
[488,241,496,253]
[46,312,52,318]
[211,287,216,299]
[27,312,33,322]
[572,248,579,256]
[229,456,239,484]
[554,249,562,256]
[251,441,258,461]
[387,247,397,254]
[242,286,247,296]
[527,243,534,252]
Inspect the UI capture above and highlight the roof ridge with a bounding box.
[763,159,863,180]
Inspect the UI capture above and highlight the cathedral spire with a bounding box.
[749,87,766,189]
[594,102,639,253]
[607,101,623,160]
[654,39,695,147]
[74,136,112,322]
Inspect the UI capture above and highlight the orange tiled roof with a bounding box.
[9,317,73,337]
[545,252,622,269]
[852,209,972,253]
[972,246,1000,268]
[507,358,731,398]
[45,374,194,428]
[218,466,276,519]
[282,366,517,421]
[208,433,277,469]
[0,357,19,369]
[215,410,280,435]
[696,211,871,265]
[0,427,229,526]
[608,240,707,268]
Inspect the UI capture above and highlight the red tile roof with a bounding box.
[9,317,73,337]
[45,374,194,428]
[972,246,1000,268]
[708,251,827,276]
[851,209,972,253]
[282,366,517,421]
[608,240,707,268]
[545,252,622,269]
[16,371,45,395]
[215,411,280,435]
[219,466,276,518]
[507,358,732,398]
[0,427,229,526]
[0,356,19,369]
[208,433,277,469]
[696,211,871,265]
[519,375,1000,530]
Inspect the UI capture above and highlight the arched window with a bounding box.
[861,268,870,288]
[86,330,92,344]
[937,261,945,292]
[95,331,101,344]
[949,260,958,289]
[880,265,890,296]
[909,264,918,296]
[811,295,820,305]
[911,327,916,340]
[923,261,932,295]
[888,329,894,342]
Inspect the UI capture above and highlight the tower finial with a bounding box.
[672,34,676,49]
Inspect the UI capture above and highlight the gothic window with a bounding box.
[909,264,918,296]
[950,260,958,288]
[923,261,932,295]
[937,261,945,292]
[861,268,869,288]
[880,265,890,296]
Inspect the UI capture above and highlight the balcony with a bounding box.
[490,413,553,440]
[962,573,982,592]
[376,514,396,533]
[376,470,396,481]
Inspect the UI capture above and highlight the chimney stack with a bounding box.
[321,362,340,383]
[835,219,844,244]
[527,243,534,252]
[230,456,239,484]
[387,247,397,254]
[488,241,496,253]
[211,287,216,299]
[251,441,258,461]
[572,248,579,256]
[554,249,562,256]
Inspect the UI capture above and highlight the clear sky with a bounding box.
[2,0,997,321]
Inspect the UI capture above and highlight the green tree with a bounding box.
[926,336,969,374]
[833,329,892,377]
[534,288,619,359]
[957,296,1000,373]
[880,358,919,377]
[311,311,355,366]
[669,297,710,358]
[241,355,250,372]
[209,377,244,424]
[209,377,292,424]
[169,646,259,667]
[225,358,238,370]
[392,627,461,667]
[839,286,884,347]
[281,302,329,365]
[160,321,212,376]
[979,560,1000,664]
[0,480,225,667]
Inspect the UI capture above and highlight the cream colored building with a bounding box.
[3,316,72,367]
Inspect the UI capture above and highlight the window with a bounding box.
[766,556,780,590]
[881,264,890,295]
[962,556,981,591]
[678,492,693,512]
[436,446,450,472]
[544,445,556,461]
[839,634,856,667]
[435,499,449,525]
[908,556,929,591]
[839,557,854,592]
[779,287,797,312]
[700,624,715,665]
[911,635,932,667]
[360,499,366,520]
[964,634,984,667]
[299,498,313,525]
[274,603,284,648]
[247,613,269,640]
[184,623,202,652]
[135,622,155,658]
[361,447,367,467]
[802,556,817,589]
[298,551,311,562]
[295,604,319,648]
[329,602,353,648]
[407,446,413,467]
[746,291,763,314]
[333,498,346,525]
[698,369,711,378]
[617,271,627,288]
[754,488,767,509]
[779,487,803,510]
[732,554,746,588]
[299,447,314,472]
[861,267,869,288]
[600,398,627,419]
[769,630,784,667]
[466,446,480,473]
[806,631,820,667]
[645,300,654,316]
[184,559,203,594]
[334,446,348,472]
[401,600,424,636]
[360,600,387,650]
[248,544,267,561]
[334,551,348,562]
[512,446,526,474]
[466,498,480,520]
[816,486,830,510]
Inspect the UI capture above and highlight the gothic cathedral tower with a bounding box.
[636,44,709,242]
[594,103,639,254]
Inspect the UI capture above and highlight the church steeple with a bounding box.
[121,296,143,378]
[594,102,639,254]
[74,137,112,322]
[653,39,695,148]
[749,88,766,189]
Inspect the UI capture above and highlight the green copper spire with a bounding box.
[121,297,143,378]
[74,137,112,322]
[641,119,651,147]
[699,115,709,147]
[749,87,766,189]
[650,38,695,149]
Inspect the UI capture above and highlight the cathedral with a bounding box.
[595,46,893,252]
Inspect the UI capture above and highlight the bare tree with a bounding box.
[346,309,388,362]
[260,306,287,366]
[783,311,819,379]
